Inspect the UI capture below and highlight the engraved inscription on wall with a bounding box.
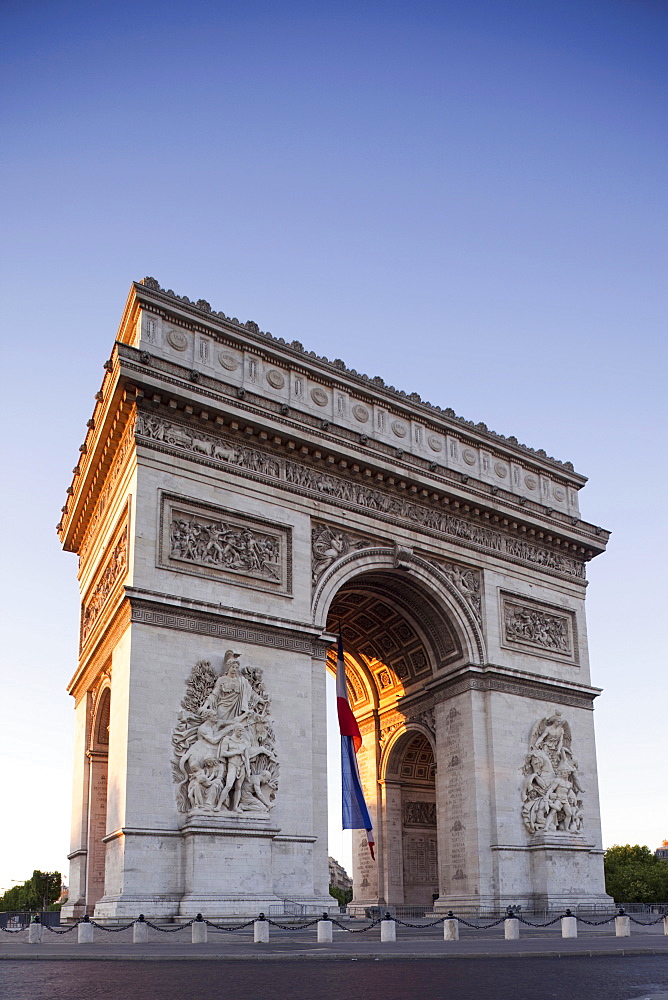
[403,834,438,884]
[500,591,576,662]
[158,492,292,595]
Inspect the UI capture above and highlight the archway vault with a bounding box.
[314,546,486,668]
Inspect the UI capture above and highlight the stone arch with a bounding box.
[380,727,439,906]
[382,722,436,780]
[86,681,111,913]
[90,684,111,751]
[314,546,485,668]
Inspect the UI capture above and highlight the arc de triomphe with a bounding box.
[59,278,611,918]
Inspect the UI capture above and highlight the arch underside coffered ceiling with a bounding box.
[324,565,470,713]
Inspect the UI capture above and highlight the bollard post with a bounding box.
[615,908,630,938]
[663,915,668,936]
[444,911,459,941]
[133,914,149,944]
[561,910,577,939]
[380,912,396,943]
[28,915,43,945]
[192,913,207,944]
[254,913,269,944]
[78,915,94,944]
[317,912,333,944]
[504,914,520,940]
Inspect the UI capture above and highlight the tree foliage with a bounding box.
[604,845,668,904]
[329,884,353,906]
[0,871,62,912]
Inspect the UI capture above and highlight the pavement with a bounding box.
[2,919,667,961]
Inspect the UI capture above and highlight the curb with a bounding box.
[1,946,667,962]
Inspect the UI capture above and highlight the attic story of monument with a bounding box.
[58,278,612,918]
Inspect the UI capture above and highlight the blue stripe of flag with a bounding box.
[341,735,373,831]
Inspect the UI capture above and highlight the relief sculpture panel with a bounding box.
[521,712,584,835]
[159,493,291,595]
[172,651,279,817]
[501,592,576,662]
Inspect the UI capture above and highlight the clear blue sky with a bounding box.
[1,0,666,891]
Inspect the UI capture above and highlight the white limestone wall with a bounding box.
[61,693,92,919]
[485,689,607,906]
[132,453,314,623]
[96,619,329,916]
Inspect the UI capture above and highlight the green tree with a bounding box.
[604,845,668,904]
[0,871,62,912]
[329,884,353,906]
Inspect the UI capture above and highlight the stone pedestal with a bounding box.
[615,915,630,937]
[317,919,333,943]
[133,919,148,943]
[380,918,396,942]
[504,917,520,940]
[178,819,280,916]
[192,919,207,944]
[444,918,459,941]
[254,918,269,943]
[561,915,577,938]
[28,922,43,945]
[78,921,94,944]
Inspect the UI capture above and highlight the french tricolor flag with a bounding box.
[336,633,375,860]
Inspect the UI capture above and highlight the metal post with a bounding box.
[380,912,396,943]
[561,910,577,938]
[133,914,149,944]
[444,911,459,941]
[78,915,94,943]
[317,912,333,943]
[192,913,207,944]
[254,913,269,944]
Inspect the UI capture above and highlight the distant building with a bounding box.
[655,841,668,862]
[329,857,352,892]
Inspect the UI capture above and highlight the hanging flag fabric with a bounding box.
[336,633,375,860]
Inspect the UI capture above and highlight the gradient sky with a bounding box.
[1,0,666,892]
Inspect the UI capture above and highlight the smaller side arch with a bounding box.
[89,683,111,752]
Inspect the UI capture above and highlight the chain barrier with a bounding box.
[575,915,616,926]
[90,920,136,932]
[456,916,507,929]
[266,918,321,930]
[143,919,194,933]
[204,918,256,932]
[516,914,563,927]
[44,922,81,934]
[394,917,445,928]
[330,918,382,933]
[4,908,663,939]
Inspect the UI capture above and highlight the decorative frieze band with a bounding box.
[129,599,328,658]
[80,512,129,650]
[135,411,587,583]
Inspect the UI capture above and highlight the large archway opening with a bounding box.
[324,567,465,908]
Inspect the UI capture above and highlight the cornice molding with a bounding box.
[128,278,582,477]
